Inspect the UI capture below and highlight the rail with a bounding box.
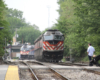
[22,61,39,80]
[28,61,69,80]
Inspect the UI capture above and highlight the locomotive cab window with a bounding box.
[20,46,31,51]
[54,35,64,40]
[44,35,53,40]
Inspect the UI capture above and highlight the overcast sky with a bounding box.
[4,0,59,31]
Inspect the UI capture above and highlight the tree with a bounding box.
[73,0,100,55]
[17,26,41,44]
[56,0,78,56]
[6,8,41,45]
[0,0,11,56]
[6,8,26,34]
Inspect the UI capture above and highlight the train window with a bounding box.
[44,35,53,40]
[20,45,31,51]
[54,35,64,40]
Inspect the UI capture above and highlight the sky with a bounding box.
[4,0,59,31]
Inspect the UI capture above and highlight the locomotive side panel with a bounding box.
[34,37,43,60]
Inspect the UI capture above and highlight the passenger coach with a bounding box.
[34,29,64,62]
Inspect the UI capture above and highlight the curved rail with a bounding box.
[28,61,70,80]
[49,67,69,80]
[22,61,39,80]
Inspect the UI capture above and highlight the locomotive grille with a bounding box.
[48,41,59,45]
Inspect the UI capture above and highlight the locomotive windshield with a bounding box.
[44,35,64,41]
[20,46,31,51]
[54,35,64,40]
[44,35,53,40]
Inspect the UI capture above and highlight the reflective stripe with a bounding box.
[46,43,52,50]
[43,41,64,51]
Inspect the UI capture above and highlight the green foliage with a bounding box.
[0,0,11,56]
[73,0,100,56]
[0,2,41,56]
[56,0,78,57]
[56,0,100,60]
[6,8,41,44]
[17,26,41,44]
[6,8,26,34]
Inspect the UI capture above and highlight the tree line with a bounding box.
[53,0,100,61]
[43,0,100,61]
[0,0,41,56]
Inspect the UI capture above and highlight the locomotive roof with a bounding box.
[47,29,59,31]
[34,29,63,43]
[44,29,63,35]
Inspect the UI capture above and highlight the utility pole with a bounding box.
[70,48,72,62]
[15,28,17,45]
[47,6,50,28]
[5,38,6,54]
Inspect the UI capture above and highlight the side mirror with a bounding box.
[0,27,4,30]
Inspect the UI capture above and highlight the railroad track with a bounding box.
[20,62,100,80]
[6,60,100,80]
[20,61,69,80]
[40,61,89,66]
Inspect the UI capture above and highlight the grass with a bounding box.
[61,58,66,62]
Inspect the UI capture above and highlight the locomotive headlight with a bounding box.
[20,51,22,54]
[27,52,29,54]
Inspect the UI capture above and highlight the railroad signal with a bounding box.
[3,47,5,49]
[8,41,12,44]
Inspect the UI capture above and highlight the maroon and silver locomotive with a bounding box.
[34,29,64,62]
[20,44,34,59]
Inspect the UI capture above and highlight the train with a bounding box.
[34,29,64,62]
[20,44,34,59]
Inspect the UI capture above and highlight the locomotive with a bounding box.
[34,29,64,62]
[20,44,34,59]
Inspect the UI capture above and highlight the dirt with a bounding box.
[56,69,100,80]
[19,69,34,80]
[0,60,6,65]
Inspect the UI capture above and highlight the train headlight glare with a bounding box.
[20,52,22,54]
[27,53,29,54]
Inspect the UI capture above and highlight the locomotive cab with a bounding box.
[34,29,64,62]
[20,44,34,59]
[43,30,64,62]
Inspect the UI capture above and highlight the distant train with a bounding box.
[34,29,64,62]
[20,44,34,59]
